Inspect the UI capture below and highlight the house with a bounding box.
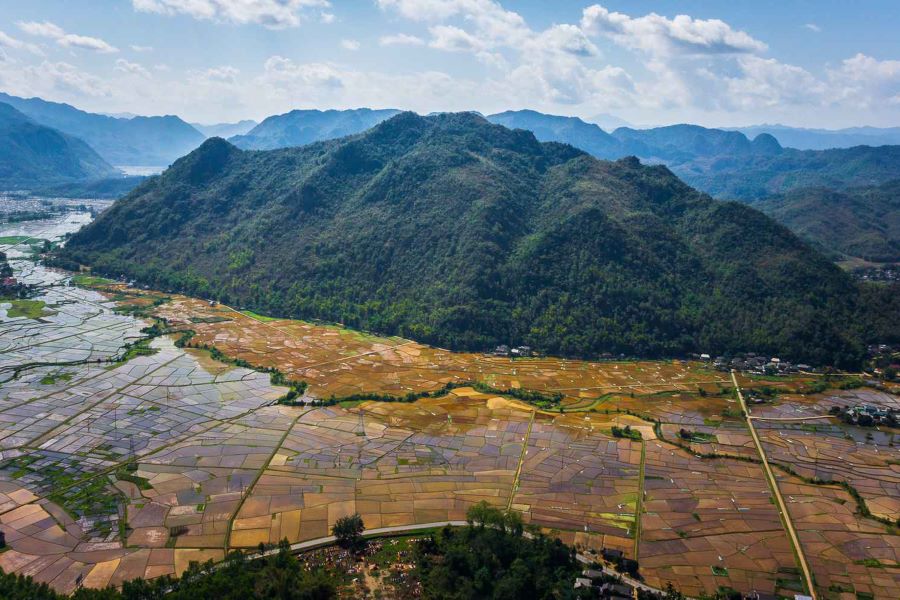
[599,582,634,598]
[700,353,711,360]
[582,569,604,580]
[574,577,592,589]
[494,345,510,356]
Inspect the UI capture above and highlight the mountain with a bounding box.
[734,124,900,150]
[229,108,401,150]
[487,110,622,159]
[192,120,257,139]
[611,124,782,161]
[33,175,146,200]
[0,92,205,166]
[0,102,118,187]
[755,180,900,263]
[59,112,885,367]
[672,144,900,200]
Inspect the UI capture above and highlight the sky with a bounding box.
[0,0,899,128]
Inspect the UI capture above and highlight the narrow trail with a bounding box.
[731,370,817,600]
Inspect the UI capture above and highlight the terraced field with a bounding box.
[1,214,898,599]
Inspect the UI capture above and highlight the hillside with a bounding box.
[487,110,622,159]
[756,180,900,262]
[230,108,400,150]
[0,102,118,187]
[60,112,881,367]
[0,93,205,166]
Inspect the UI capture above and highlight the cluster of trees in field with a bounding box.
[58,112,897,369]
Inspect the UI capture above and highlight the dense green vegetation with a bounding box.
[230,108,400,150]
[59,112,895,367]
[0,541,336,599]
[415,502,581,599]
[0,102,117,188]
[33,175,147,200]
[0,92,204,166]
[755,180,900,262]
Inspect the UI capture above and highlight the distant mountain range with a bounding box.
[192,120,257,139]
[60,112,889,367]
[229,108,401,150]
[732,124,900,151]
[0,92,205,167]
[0,102,118,188]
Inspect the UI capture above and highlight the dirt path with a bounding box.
[731,370,817,600]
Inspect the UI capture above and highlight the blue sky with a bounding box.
[0,1,898,128]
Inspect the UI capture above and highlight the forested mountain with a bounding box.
[60,112,888,367]
[0,92,205,166]
[229,108,400,150]
[612,123,782,161]
[755,180,900,262]
[735,124,900,150]
[0,102,118,188]
[487,110,622,159]
[192,120,258,139]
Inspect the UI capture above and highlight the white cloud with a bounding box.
[379,33,425,46]
[581,4,766,57]
[319,12,335,24]
[196,65,240,84]
[428,25,485,52]
[132,0,330,29]
[341,39,360,51]
[130,44,154,52]
[828,53,900,107]
[0,30,42,55]
[0,59,110,99]
[17,21,118,53]
[115,58,151,78]
[804,23,821,33]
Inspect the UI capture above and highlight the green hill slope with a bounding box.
[0,102,118,187]
[60,113,885,367]
[755,180,900,262]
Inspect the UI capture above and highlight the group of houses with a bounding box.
[693,352,811,375]
[492,344,533,357]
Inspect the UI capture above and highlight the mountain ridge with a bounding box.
[0,102,118,187]
[58,112,885,367]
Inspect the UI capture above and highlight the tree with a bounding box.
[332,513,365,552]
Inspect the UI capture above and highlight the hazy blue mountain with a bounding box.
[0,92,205,166]
[0,102,118,188]
[611,124,782,161]
[192,120,258,139]
[487,110,623,159]
[734,124,900,150]
[229,108,401,150]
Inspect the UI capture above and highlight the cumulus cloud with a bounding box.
[580,4,766,57]
[379,33,425,46]
[341,39,360,51]
[18,21,118,53]
[0,30,42,55]
[829,53,900,107]
[320,12,335,24]
[132,0,330,29]
[115,58,151,78]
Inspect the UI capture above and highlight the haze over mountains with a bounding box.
[229,108,401,150]
[0,92,204,167]
[0,102,117,188]
[60,112,889,367]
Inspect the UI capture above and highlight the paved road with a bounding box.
[731,370,817,600]
[244,520,674,597]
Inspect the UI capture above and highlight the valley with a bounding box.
[1,213,897,599]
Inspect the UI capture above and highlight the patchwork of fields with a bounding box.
[0,216,898,599]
